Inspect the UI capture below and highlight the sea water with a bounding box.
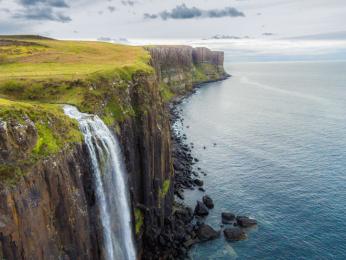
[176,61,346,259]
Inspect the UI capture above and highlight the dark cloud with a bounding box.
[108,6,116,12]
[18,0,69,8]
[13,7,71,22]
[144,4,245,20]
[12,0,71,23]
[207,7,245,18]
[121,0,136,6]
[143,13,158,19]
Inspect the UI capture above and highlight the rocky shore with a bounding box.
[151,78,258,259]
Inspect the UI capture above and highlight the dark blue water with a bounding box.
[175,61,346,259]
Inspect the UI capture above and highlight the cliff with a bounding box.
[148,46,227,97]
[0,38,227,260]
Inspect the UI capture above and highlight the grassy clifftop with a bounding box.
[0,36,151,80]
[0,36,154,185]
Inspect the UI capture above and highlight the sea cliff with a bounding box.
[0,38,227,259]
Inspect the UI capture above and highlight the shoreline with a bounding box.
[166,75,231,258]
[166,73,260,259]
[170,74,231,197]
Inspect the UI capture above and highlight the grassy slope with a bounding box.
[0,36,152,185]
[0,36,151,80]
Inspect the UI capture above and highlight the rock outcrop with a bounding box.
[0,45,227,259]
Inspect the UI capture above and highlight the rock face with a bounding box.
[148,46,228,96]
[0,145,101,259]
[0,46,227,260]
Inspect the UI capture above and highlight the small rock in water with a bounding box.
[222,212,236,224]
[203,146,207,149]
[194,201,209,216]
[196,224,220,242]
[224,227,247,241]
[202,195,214,209]
[236,216,257,228]
[193,179,204,187]
[198,187,205,192]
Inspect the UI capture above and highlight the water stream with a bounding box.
[64,105,136,260]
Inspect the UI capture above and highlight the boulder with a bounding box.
[224,227,246,241]
[236,216,257,228]
[221,212,235,224]
[196,224,220,242]
[193,179,204,186]
[194,201,209,217]
[202,195,214,209]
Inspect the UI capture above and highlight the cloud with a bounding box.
[108,6,116,12]
[13,7,71,22]
[18,0,69,8]
[262,33,275,36]
[12,0,71,23]
[97,36,129,43]
[121,0,136,6]
[144,4,245,20]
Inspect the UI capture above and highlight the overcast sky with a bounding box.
[0,0,346,40]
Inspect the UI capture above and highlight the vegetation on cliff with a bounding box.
[0,98,83,185]
[0,36,153,185]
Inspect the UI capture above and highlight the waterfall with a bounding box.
[64,105,136,260]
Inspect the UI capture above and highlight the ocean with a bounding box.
[175,60,346,259]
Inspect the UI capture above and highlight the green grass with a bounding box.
[134,208,144,235]
[0,37,155,186]
[159,179,171,199]
[159,82,175,102]
[0,37,152,81]
[0,37,154,124]
[0,98,83,156]
[0,98,83,185]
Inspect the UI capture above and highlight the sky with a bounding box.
[1,0,346,61]
[1,0,345,39]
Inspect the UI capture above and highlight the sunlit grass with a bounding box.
[0,37,151,80]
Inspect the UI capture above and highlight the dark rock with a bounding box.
[224,227,246,241]
[198,187,205,192]
[183,238,198,248]
[202,195,214,209]
[221,212,235,224]
[193,179,204,187]
[194,201,209,217]
[196,224,220,242]
[175,190,184,200]
[236,216,257,228]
